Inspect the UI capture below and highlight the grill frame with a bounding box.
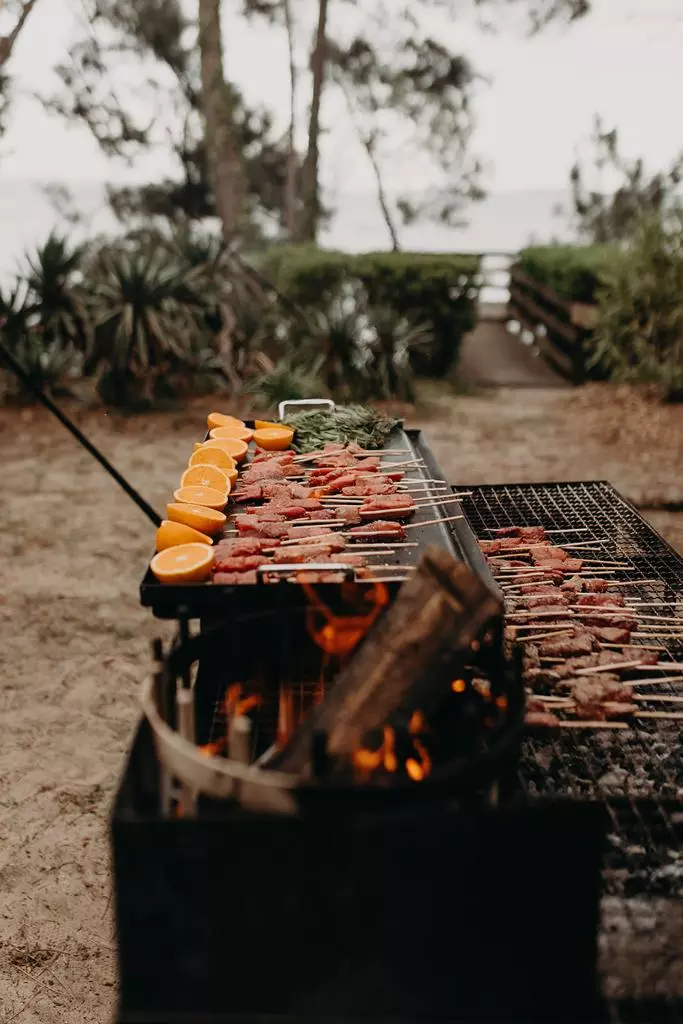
[450,480,683,1019]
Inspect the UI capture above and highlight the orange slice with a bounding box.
[181,464,231,493]
[150,543,214,585]
[207,412,247,431]
[173,486,227,510]
[209,424,253,443]
[199,437,248,463]
[253,426,295,451]
[188,445,236,472]
[225,466,238,488]
[254,419,279,430]
[155,520,212,551]
[167,502,226,535]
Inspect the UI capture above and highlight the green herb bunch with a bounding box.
[284,404,401,453]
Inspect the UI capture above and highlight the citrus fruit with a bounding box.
[167,502,226,535]
[188,445,236,472]
[181,464,231,493]
[224,466,238,488]
[209,424,253,443]
[155,520,212,551]
[150,543,214,585]
[207,411,247,431]
[173,485,227,510]
[254,419,279,430]
[253,426,294,451]
[199,437,248,463]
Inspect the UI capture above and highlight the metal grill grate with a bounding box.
[454,481,683,1018]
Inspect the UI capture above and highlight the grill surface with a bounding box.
[455,481,683,1020]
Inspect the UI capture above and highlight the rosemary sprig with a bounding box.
[283,405,402,453]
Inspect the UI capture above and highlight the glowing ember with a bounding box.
[408,710,427,733]
[198,741,224,758]
[452,678,467,693]
[224,683,261,718]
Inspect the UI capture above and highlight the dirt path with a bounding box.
[457,319,569,388]
[0,384,680,1023]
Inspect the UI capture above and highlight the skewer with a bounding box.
[637,710,683,721]
[515,629,575,643]
[599,643,666,652]
[632,695,683,704]
[359,575,410,584]
[558,721,629,730]
[619,677,683,687]
[600,579,662,587]
[579,560,631,568]
[507,610,577,620]
[630,662,683,671]
[404,513,465,529]
[483,527,591,535]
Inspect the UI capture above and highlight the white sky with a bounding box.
[1,0,683,194]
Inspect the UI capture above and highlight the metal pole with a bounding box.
[0,337,162,527]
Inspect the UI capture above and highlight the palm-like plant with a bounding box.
[22,232,90,354]
[87,244,209,405]
[304,289,370,399]
[366,307,432,402]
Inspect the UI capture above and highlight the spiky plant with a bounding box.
[22,232,91,354]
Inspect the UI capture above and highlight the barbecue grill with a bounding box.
[457,481,683,1019]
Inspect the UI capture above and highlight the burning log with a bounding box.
[266,547,503,775]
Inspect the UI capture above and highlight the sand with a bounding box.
[0,384,680,1022]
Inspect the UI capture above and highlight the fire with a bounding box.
[452,678,467,694]
[198,741,224,758]
[277,684,296,746]
[302,582,390,658]
[352,722,433,783]
[353,725,398,775]
[224,683,261,717]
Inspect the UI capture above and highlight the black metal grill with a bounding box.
[454,481,683,1019]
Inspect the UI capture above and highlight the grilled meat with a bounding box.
[492,526,547,542]
[525,709,561,728]
[537,634,595,658]
[524,667,562,687]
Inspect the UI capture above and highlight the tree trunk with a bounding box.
[282,0,298,236]
[296,0,329,243]
[0,0,39,67]
[362,134,400,252]
[198,0,243,241]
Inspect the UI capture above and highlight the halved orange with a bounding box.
[199,437,248,463]
[224,466,238,488]
[181,464,231,494]
[207,412,247,431]
[254,419,278,430]
[150,543,214,585]
[155,520,212,551]
[167,502,226,536]
[188,445,236,472]
[209,424,253,443]
[253,426,294,451]
[173,485,227,510]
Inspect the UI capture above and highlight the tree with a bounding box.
[44,0,291,238]
[0,0,40,139]
[570,118,683,244]
[198,0,244,238]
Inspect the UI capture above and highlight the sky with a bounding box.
[1,0,682,197]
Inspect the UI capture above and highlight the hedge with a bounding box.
[515,245,618,304]
[259,246,481,376]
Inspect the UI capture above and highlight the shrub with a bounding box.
[590,214,683,401]
[259,246,480,376]
[515,245,618,304]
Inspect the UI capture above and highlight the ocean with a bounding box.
[0,179,574,285]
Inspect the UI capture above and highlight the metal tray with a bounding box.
[139,428,489,619]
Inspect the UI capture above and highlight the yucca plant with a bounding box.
[365,307,432,403]
[22,232,91,354]
[87,243,209,406]
[0,329,79,401]
[303,289,371,399]
[246,355,324,410]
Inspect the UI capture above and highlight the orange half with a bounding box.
[253,426,294,451]
[209,424,254,443]
[199,437,248,463]
[150,543,214,585]
[167,502,226,535]
[155,520,212,551]
[173,485,227,510]
[207,411,247,431]
[188,445,236,472]
[181,464,231,493]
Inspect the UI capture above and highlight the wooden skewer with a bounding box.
[483,527,591,535]
[631,662,683,670]
[637,710,683,721]
[507,610,577,620]
[620,677,683,687]
[569,660,658,677]
[579,560,631,567]
[404,513,465,530]
[600,579,663,587]
[633,694,683,704]
[515,629,575,643]
[412,493,472,507]
[558,720,629,730]
[600,643,667,652]
[358,575,410,584]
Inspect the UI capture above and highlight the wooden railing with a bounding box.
[507,267,598,385]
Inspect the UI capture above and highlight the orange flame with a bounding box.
[198,740,224,758]
[452,678,467,694]
[302,582,390,659]
[224,683,261,718]
[277,685,296,746]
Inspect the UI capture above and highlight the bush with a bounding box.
[516,245,618,304]
[590,214,683,401]
[259,246,481,376]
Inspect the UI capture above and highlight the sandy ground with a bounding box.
[0,384,681,1023]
